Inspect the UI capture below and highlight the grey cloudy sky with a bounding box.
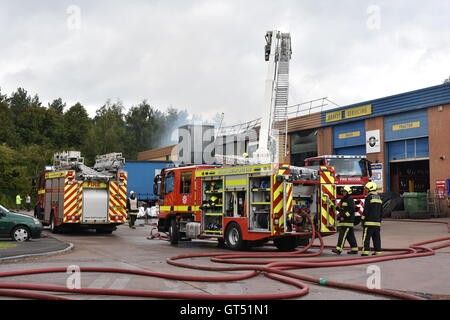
[1,0,449,124]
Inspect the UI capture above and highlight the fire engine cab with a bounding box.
[304,155,372,225]
[155,163,337,251]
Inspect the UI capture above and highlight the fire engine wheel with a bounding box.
[273,237,298,252]
[217,238,226,248]
[49,214,60,234]
[169,219,179,245]
[225,222,246,251]
[296,236,311,247]
[11,226,31,242]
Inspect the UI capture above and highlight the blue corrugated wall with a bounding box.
[321,83,450,126]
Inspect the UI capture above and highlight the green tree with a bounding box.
[83,100,126,164]
[124,100,161,159]
[46,107,66,148]
[48,98,66,114]
[0,144,54,208]
[0,145,28,208]
[15,105,65,147]
[0,86,193,206]
[9,88,31,121]
[0,90,18,146]
[15,105,49,145]
[64,102,91,148]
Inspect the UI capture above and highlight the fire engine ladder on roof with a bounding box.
[94,153,125,172]
[53,151,113,180]
[78,164,113,180]
[271,59,289,162]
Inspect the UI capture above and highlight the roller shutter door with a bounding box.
[333,120,366,155]
[388,137,429,161]
[385,110,429,161]
[334,145,366,156]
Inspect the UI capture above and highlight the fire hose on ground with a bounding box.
[0,217,449,300]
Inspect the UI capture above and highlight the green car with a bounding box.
[0,204,43,241]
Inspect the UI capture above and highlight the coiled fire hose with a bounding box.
[0,217,449,300]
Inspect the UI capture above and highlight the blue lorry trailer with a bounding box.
[123,161,173,204]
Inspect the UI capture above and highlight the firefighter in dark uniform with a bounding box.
[127,191,139,229]
[361,182,383,256]
[332,186,359,255]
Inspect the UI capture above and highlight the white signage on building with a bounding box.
[366,130,381,153]
[371,163,383,192]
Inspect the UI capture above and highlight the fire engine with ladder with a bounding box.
[154,30,338,250]
[35,151,128,233]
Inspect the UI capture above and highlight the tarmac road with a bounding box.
[1,217,450,300]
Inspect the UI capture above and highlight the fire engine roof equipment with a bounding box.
[53,151,119,181]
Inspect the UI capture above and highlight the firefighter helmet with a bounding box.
[364,182,377,192]
[343,186,352,194]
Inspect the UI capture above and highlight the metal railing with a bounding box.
[217,97,341,137]
[286,97,341,118]
[218,118,262,137]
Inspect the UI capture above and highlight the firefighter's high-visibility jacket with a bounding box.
[16,195,22,205]
[126,197,139,215]
[361,192,383,226]
[337,194,356,227]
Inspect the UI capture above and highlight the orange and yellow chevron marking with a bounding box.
[118,171,128,221]
[272,175,284,236]
[320,169,335,184]
[320,184,337,233]
[76,181,83,221]
[277,164,291,177]
[108,171,128,223]
[108,182,120,222]
[63,171,80,223]
[286,183,293,213]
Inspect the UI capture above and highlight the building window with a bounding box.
[290,129,318,166]
[180,171,192,194]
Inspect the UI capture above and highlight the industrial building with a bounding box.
[139,82,450,206]
[287,82,450,198]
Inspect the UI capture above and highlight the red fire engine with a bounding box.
[34,151,128,233]
[154,163,337,251]
[304,155,372,225]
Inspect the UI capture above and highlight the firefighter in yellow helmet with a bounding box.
[332,186,358,255]
[361,181,383,256]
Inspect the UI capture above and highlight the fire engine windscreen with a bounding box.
[327,159,368,177]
